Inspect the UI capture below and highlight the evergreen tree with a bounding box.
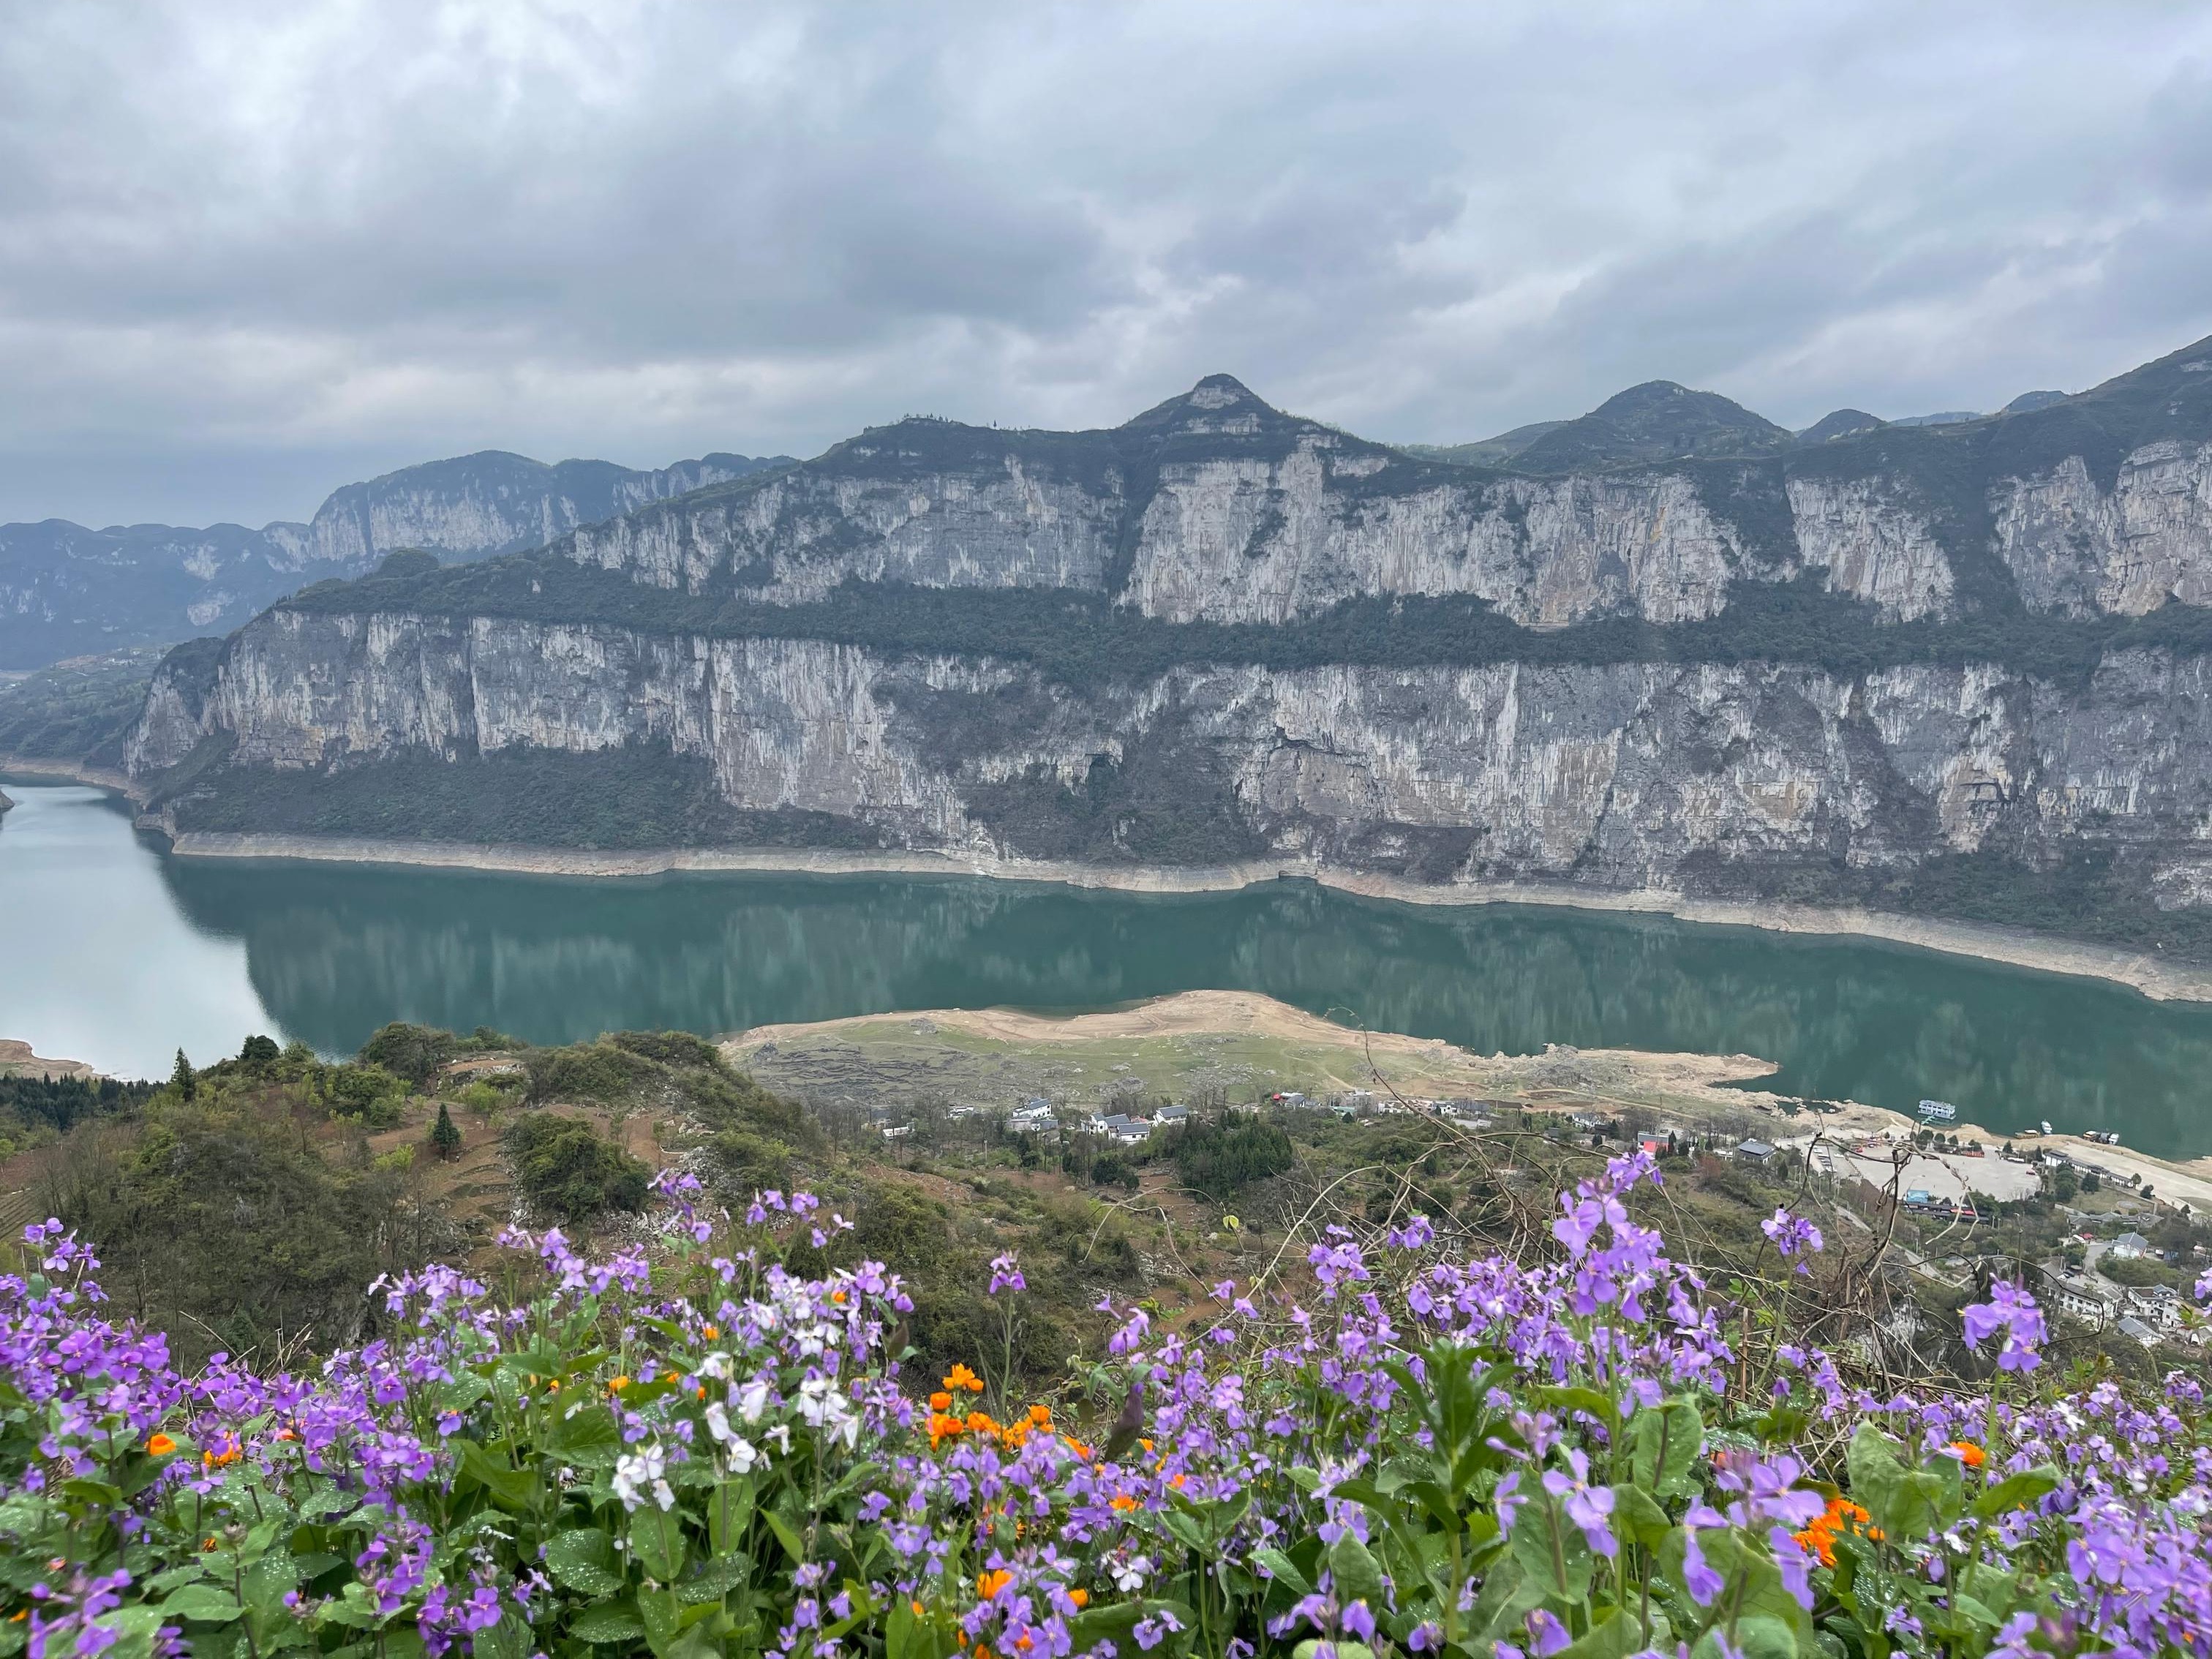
[170,1049,196,1102]
[430,1102,463,1161]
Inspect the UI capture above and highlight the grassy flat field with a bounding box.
[723,989,1787,1124]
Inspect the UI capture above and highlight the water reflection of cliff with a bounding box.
[162,860,2212,1159]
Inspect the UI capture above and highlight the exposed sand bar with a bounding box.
[127,827,2212,1004]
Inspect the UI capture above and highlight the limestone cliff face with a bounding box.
[550,364,2212,632]
[1990,441,2212,614]
[120,337,2212,925]
[129,603,2212,903]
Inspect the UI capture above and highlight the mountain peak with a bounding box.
[1796,409,1888,446]
[1121,373,1285,434]
[1512,380,1788,472]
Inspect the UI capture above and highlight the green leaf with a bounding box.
[1630,1399,1704,1497]
[473,1614,530,1659]
[546,1528,625,1598]
[1558,1609,1642,1659]
[146,1565,208,1594]
[630,1507,690,1584]
[1510,1489,1593,1603]
[1971,1466,2061,1520]
[1249,1548,1312,1596]
[677,1553,748,1606]
[1693,1615,1796,1659]
[1464,1556,1542,1644]
[1846,1423,1946,1546]
[889,1596,962,1659]
[456,1440,536,1513]
[160,1586,246,1625]
[707,1475,756,1556]
[551,1406,625,1469]
[639,1587,682,1658]
[1066,1601,1148,1649]
[1609,1484,1673,1551]
[1328,1534,1388,1614]
[1293,1645,1372,1659]
[568,1600,647,1644]
[761,1508,808,1565]
[1538,1385,1620,1435]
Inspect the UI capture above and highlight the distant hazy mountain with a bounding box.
[2001,390,2070,415]
[0,448,794,669]
[1399,421,1568,468]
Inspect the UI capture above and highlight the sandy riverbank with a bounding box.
[0,754,140,797]
[138,827,2212,1003]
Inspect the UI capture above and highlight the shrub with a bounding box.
[504,1112,650,1220]
[357,1022,459,1085]
[324,1062,407,1126]
[524,1041,664,1105]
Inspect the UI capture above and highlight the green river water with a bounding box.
[6,781,2212,1157]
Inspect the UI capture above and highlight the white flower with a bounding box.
[1113,1555,1151,1593]
[727,1434,761,1474]
[737,1377,772,1424]
[704,1402,733,1443]
[699,1351,733,1382]
[613,1444,673,1513]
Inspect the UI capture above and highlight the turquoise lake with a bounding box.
[6,780,2212,1157]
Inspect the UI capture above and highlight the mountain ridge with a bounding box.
[0,447,794,668]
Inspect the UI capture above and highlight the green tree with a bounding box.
[429,1102,462,1160]
[169,1048,196,1102]
[238,1034,280,1067]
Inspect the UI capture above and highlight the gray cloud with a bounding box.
[3,0,2211,526]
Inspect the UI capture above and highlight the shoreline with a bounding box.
[106,823,2212,1004]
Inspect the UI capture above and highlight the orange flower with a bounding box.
[1015,1636,1034,1652]
[609,1375,631,1393]
[930,1391,954,1411]
[975,1647,991,1659]
[945,1364,985,1393]
[1027,1404,1052,1426]
[1067,1590,1089,1609]
[146,1434,176,1456]
[1950,1441,1987,1469]
[702,1324,719,1340]
[664,1371,681,1384]
[1061,1436,1092,1461]
[696,1387,707,1401]
[978,1570,1012,1599]
[1110,1494,1138,1513]
[832,1289,849,1305]
[911,1601,926,1619]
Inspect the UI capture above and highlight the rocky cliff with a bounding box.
[0,449,791,668]
[121,334,2212,955]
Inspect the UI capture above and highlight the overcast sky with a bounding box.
[5,0,2212,528]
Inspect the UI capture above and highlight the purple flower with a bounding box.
[1962,1279,2047,1373]
[1540,1448,1617,1557]
[1761,1207,1824,1266]
[988,1254,1026,1296]
[1681,1528,1723,1606]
